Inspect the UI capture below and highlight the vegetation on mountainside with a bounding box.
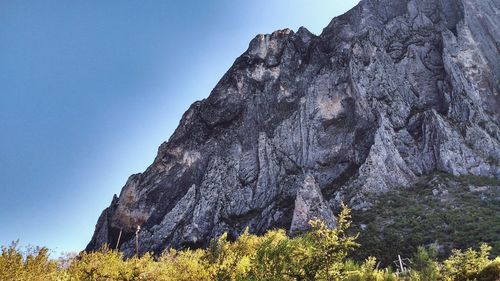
[1,204,499,280]
[351,173,500,266]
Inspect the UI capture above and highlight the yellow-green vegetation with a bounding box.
[1,206,498,281]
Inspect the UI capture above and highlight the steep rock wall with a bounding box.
[87,0,500,256]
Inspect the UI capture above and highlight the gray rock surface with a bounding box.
[87,0,500,256]
[290,174,336,234]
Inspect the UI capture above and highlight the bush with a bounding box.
[0,242,61,281]
[344,257,398,281]
[442,244,494,281]
[407,245,439,281]
[477,258,500,281]
[0,205,498,280]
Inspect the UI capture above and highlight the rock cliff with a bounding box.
[87,0,500,256]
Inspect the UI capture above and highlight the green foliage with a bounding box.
[66,244,158,280]
[344,257,398,281]
[154,249,212,281]
[442,244,495,281]
[351,173,500,265]
[299,205,360,280]
[249,229,294,280]
[1,204,498,280]
[476,258,500,281]
[206,230,257,280]
[405,245,440,281]
[0,242,61,281]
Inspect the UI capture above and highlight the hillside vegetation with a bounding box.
[352,174,500,265]
[1,206,499,281]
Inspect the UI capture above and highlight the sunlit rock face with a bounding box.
[87,0,500,256]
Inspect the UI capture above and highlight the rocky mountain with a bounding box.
[87,0,500,257]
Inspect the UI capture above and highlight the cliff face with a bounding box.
[87,0,500,256]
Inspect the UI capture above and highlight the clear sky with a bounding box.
[0,0,360,255]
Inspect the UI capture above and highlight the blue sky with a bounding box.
[0,0,359,255]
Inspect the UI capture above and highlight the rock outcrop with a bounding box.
[87,0,500,256]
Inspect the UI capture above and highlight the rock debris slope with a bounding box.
[87,0,500,256]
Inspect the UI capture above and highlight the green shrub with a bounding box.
[477,257,500,281]
[352,173,500,264]
[407,245,439,281]
[442,244,494,281]
[0,242,61,281]
[1,204,498,281]
[344,257,398,281]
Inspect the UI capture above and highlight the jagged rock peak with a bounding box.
[87,0,500,256]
